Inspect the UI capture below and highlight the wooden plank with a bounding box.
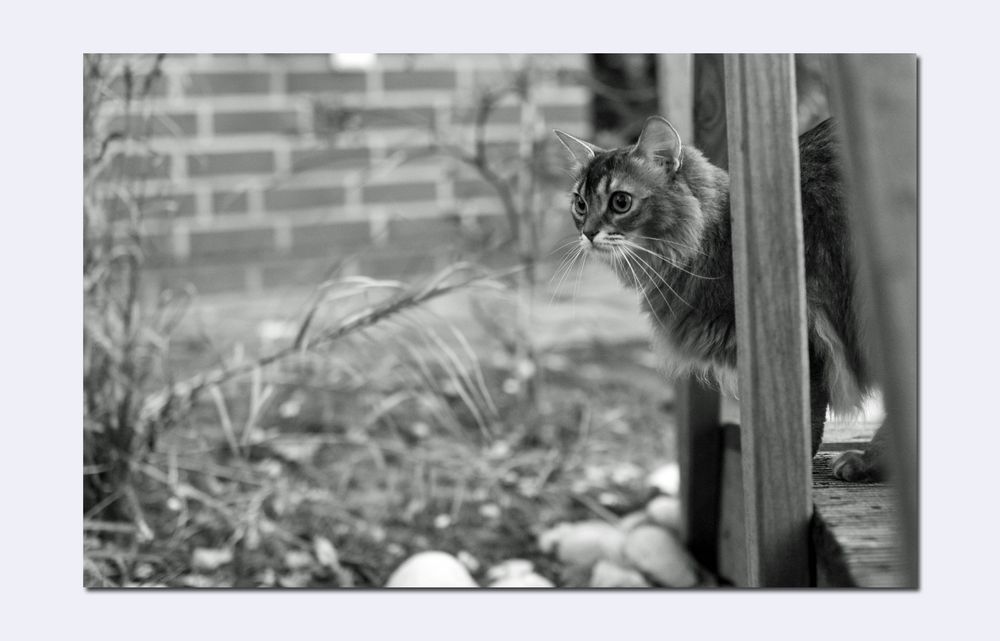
[693,54,729,170]
[827,54,918,587]
[675,377,722,571]
[724,53,812,587]
[716,423,747,586]
[671,54,726,573]
[812,454,907,587]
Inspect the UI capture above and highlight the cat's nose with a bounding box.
[583,230,598,244]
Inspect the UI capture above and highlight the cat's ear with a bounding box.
[554,130,602,166]
[634,116,683,173]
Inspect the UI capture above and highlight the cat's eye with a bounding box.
[609,191,633,214]
[572,195,587,217]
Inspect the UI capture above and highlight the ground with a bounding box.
[84,264,681,587]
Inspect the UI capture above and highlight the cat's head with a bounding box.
[554,116,706,272]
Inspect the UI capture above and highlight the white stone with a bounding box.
[617,510,649,533]
[622,525,698,588]
[647,462,680,495]
[486,558,535,583]
[489,573,554,588]
[589,560,651,588]
[385,551,478,588]
[645,495,682,532]
[538,520,625,567]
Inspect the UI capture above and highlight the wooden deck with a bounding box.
[712,399,910,587]
[811,414,909,588]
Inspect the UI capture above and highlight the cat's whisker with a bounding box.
[622,240,720,280]
[621,245,693,310]
[631,235,708,257]
[620,246,676,315]
[549,246,584,304]
[571,249,589,316]
[618,247,674,325]
[547,238,583,257]
[548,244,583,286]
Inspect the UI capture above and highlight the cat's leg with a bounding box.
[808,348,829,457]
[832,423,887,482]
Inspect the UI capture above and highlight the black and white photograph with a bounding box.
[81,52,917,589]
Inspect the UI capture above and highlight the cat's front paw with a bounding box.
[832,450,884,483]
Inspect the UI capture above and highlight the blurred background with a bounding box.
[83,53,830,588]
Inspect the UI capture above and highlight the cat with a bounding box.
[554,116,884,482]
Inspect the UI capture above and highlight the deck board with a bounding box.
[812,453,909,587]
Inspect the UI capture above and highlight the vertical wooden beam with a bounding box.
[724,54,812,587]
[665,53,726,573]
[827,54,918,587]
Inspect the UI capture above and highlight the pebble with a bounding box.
[622,525,698,587]
[538,520,625,567]
[385,551,478,588]
[589,560,651,588]
[645,495,682,532]
[486,558,535,583]
[489,573,554,588]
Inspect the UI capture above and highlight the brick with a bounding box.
[264,186,345,211]
[156,264,247,295]
[289,221,371,256]
[291,147,370,173]
[103,192,196,221]
[189,227,276,263]
[358,252,436,279]
[287,71,366,94]
[212,190,248,215]
[260,259,334,289]
[383,70,456,91]
[97,153,172,181]
[362,181,436,204]
[388,216,462,245]
[454,178,496,199]
[360,107,434,129]
[141,232,175,267]
[213,110,300,136]
[184,72,271,95]
[267,54,332,69]
[106,73,168,99]
[186,151,274,177]
[456,104,520,125]
[542,103,588,125]
[105,112,198,138]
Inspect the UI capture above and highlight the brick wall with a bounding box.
[93,54,592,297]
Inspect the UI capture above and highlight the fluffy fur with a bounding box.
[557,117,874,457]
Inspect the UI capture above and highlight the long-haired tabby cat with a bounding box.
[554,116,884,482]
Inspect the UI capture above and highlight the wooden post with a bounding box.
[826,54,918,587]
[665,54,726,573]
[724,54,812,587]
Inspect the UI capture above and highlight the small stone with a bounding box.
[191,547,233,572]
[433,513,452,529]
[647,463,680,495]
[490,573,553,588]
[538,520,625,567]
[457,550,480,574]
[284,550,313,570]
[486,559,535,583]
[618,510,649,533]
[478,503,502,519]
[622,525,698,587]
[590,560,651,588]
[645,495,682,531]
[385,551,478,588]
